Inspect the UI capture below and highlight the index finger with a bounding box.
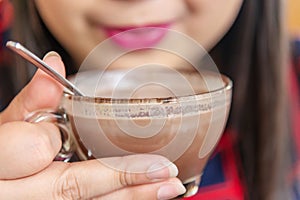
[0,52,65,124]
[0,155,180,199]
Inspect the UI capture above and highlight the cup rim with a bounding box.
[64,73,232,104]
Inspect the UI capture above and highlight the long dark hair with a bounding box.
[9,0,291,199]
[211,0,290,199]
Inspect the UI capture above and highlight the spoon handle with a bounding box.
[6,41,84,96]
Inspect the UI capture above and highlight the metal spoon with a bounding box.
[6,41,84,96]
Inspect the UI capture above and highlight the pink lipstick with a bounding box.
[104,24,170,49]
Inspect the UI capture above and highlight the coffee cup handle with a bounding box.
[25,108,76,162]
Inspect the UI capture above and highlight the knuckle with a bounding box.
[117,170,137,187]
[114,156,141,188]
[54,166,83,200]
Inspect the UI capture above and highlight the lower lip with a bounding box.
[103,24,171,49]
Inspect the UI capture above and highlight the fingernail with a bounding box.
[147,162,178,180]
[157,181,186,200]
[43,51,61,60]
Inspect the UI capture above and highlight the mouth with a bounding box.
[102,23,172,49]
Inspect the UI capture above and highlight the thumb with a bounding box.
[0,51,66,124]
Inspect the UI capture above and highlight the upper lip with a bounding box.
[89,15,177,31]
[88,1,185,31]
[103,23,172,31]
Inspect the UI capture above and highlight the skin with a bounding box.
[0,54,185,200]
[1,0,243,199]
[35,0,243,69]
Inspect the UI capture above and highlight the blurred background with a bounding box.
[288,0,300,37]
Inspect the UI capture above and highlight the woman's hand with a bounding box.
[0,52,186,200]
